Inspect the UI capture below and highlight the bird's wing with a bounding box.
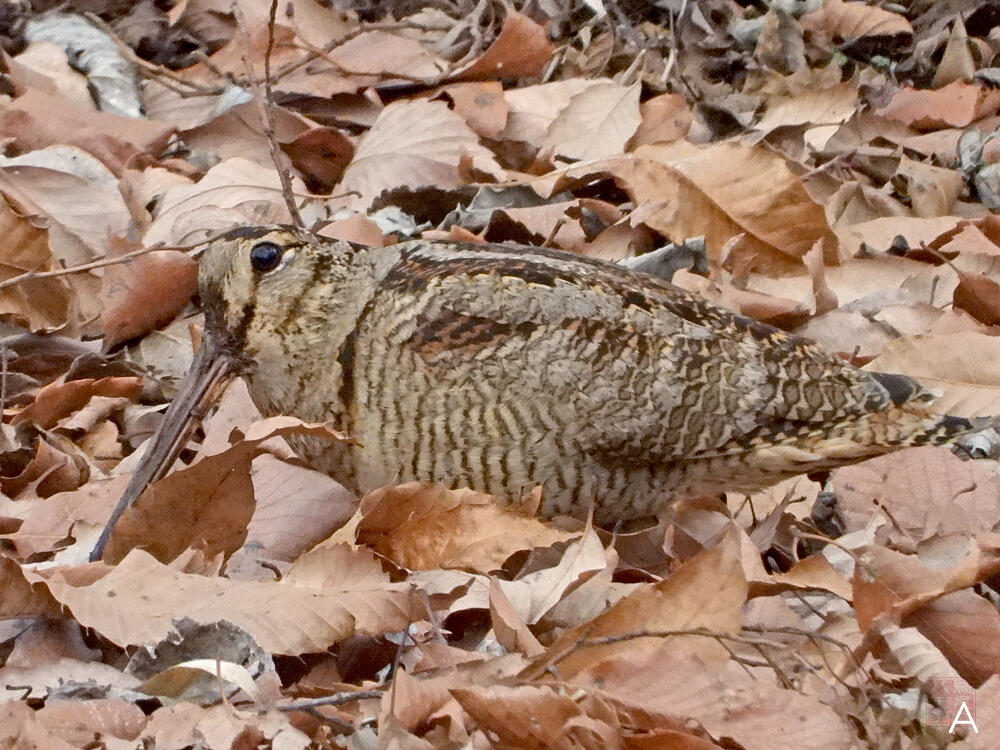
[367,242,909,464]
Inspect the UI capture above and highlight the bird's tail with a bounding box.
[665,406,997,500]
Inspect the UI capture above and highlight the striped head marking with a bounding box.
[198,225,357,360]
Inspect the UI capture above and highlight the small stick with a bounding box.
[232,0,304,227]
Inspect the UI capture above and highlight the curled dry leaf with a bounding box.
[526,530,746,680]
[451,11,553,82]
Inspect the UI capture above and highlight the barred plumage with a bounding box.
[100,225,986,544]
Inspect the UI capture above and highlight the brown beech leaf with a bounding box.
[142,157,302,246]
[450,684,610,750]
[356,483,575,572]
[451,11,553,82]
[953,271,1000,326]
[754,81,858,134]
[442,81,509,139]
[0,433,88,499]
[578,651,855,750]
[0,199,72,331]
[614,141,837,270]
[12,377,143,430]
[241,454,357,563]
[0,88,175,175]
[3,476,128,560]
[904,588,1000,687]
[0,702,79,750]
[489,579,545,657]
[0,554,63,619]
[103,419,348,564]
[495,526,610,627]
[500,79,598,147]
[280,126,355,194]
[852,539,1000,631]
[100,248,198,350]
[627,93,692,148]
[24,547,417,653]
[0,146,131,258]
[931,17,975,89]
[34,699,147,747]
[317,213,386,246]
[876,81,1000,130]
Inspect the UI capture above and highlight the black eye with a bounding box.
[249,242,284,273]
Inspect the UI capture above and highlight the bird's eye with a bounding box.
[249,242,284,273]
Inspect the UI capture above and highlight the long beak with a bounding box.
[90,335,237,562]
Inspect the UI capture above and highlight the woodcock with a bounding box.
[92,226,985,559]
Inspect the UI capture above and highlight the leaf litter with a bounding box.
[1,0,1000,747]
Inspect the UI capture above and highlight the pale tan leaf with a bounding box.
[501,79,598,146]
[864,332,1000,417]
[831,447,1000,542]
[339,100,503,207]
[541,82,641,162]
[24,548,417,654]
[495,527,608,625]
[0,146,131,258]
[143,157,302,246]
[800,0,912,43]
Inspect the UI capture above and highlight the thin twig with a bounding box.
[0,245,162,292]
[231,0,304,227]
[276,689,382,712]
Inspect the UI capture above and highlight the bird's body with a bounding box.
[190,227,974,524]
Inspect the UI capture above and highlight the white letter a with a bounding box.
[949,702,979,734]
